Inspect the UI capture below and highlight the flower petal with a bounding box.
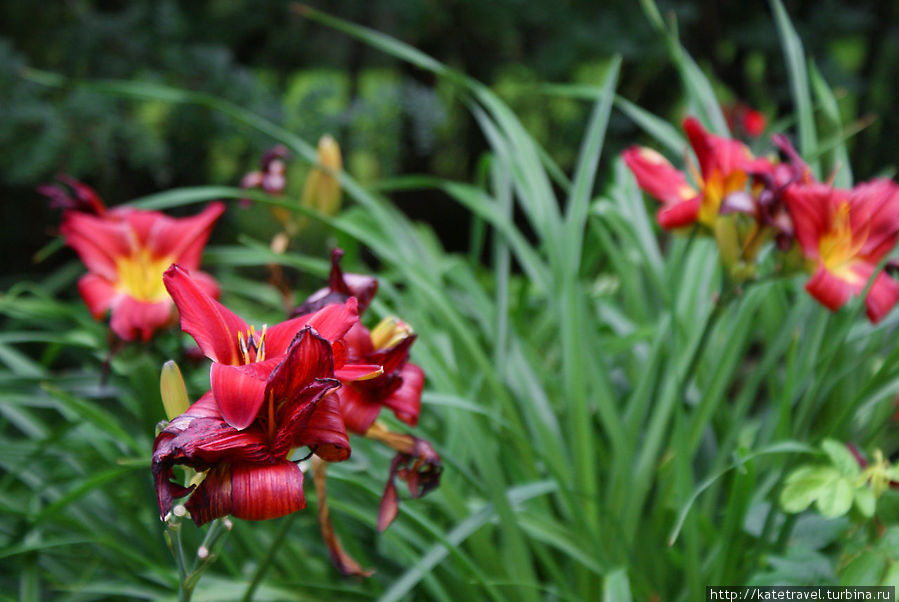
[295,393,350,462]
[805,266,855,312]
[163,264,248,364]
[783,183,834,260]
[77,273,118,319]
[656,195,701,230]
[383,363,424,427]
[161,202,226,269]
[683,116,757,177]
[304,297,360,343]
[60,211,132,280]
[267,328,335,409]
[335,363,383,382]
[211,359,280,430]
[152,392,272,519]
[186,462,306,525]
[622,146,697,206]
[109,296,174,342]
[337,385,383,435]
[866,271,899,324]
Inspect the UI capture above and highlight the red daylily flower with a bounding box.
[152,327,351,525]
[784,179,899,323]
[623,117,770,229]
[339,318,424,434]
[49,177,224,342]
[163,264,379,430]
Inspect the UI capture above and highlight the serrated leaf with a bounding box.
[816,477,855,518]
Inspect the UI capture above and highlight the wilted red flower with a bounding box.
[48,177,224,342]
[295,248,379,316]
[784,179,899,323]
[162,265,379,430]
[152,328,351,525]
[623,117,770,229]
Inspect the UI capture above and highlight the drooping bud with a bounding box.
[302,135,343,216]
[160,360,190,420]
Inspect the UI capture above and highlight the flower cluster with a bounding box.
[151,250,439,575]
[623,118,899,323]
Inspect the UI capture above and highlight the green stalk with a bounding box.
[241,514,297,602]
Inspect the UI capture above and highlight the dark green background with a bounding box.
[2,0,896,281]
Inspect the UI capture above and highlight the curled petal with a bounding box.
[109,297,174,342]
[186,462,306,526]
[267,328,336,408]
[866,271,899,324]
[163,264,248,364]
[211,359,280,430]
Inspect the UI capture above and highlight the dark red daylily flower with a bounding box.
[623,117,771,230]
[295,248,379,316]
[48,177,224,342]
[152,327,351,525]
[784,179,899,323]
[163,265,380,430]
[338,318,424,434]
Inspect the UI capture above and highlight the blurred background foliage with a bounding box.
[2,0,898,280]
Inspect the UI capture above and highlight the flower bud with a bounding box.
[370,317,413,351]
[301,135,343,216]
[160,360,190,420]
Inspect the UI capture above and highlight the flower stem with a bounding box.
[241,513,297,602]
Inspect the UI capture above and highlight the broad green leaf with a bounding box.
[780,465,839,514]
[815,476,854,518]
[821,439,861,477]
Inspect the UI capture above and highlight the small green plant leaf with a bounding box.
[815,476,854,518]
[854,485,876,518]
[821,439,861,477]
[781,466,839,513]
